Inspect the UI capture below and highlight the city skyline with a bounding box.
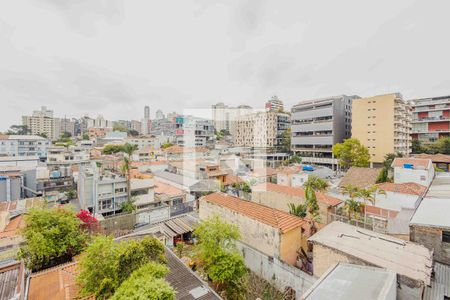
[2,1,450,131]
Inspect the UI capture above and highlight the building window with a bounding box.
[443,231,450,243]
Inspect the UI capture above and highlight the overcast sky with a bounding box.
[1,0,450,130]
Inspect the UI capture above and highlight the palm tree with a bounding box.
[358,185,386,206]
[305,186,321,234]
[341,184,359,200]
[304,175,329,192]
[120,143,138,202]
[288,203,307,219]
[344,199,362,220]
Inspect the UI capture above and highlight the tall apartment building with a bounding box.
[131,120,142,134]
[0,135,51,158]
[155,109,165,120]
[59,117,76,137]
[175,116,215,147]
[265,95,284,112]
[211,103,253,138]
[291,95,356,167]
[409,95,450,142]
[352,93,411,164]
[234,111,290,149]
[22,106,59,140]
[86,115,113,129]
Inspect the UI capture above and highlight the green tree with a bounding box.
[357,185,385,206]
[376,167,389,183]
[38,132,48,138]
[7,124,30,135]
[288,203,307,218]
[332,138,370,169]
[78,235,166,299]
[121,196,136,214]
[102,144,125,155]
[344,199,363,220]
[121,143,138,202]
[303,175,328,192]
[411,139,423,154]
[65,188,76,200]
[77,236,119,299]
[111,263,175,300]
[340,184,359,200]
[280,128,291,153]
[161,142,175,149]
[438,137,450,154]
[113,123,129,133]
[194,216,247,298]
[82,133,90,140]
[18,207,88,271]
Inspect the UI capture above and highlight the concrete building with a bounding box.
[86,115,113,129]
[0,156,40,168]
[410,173,450,265]
[391,158,434,187]
[302,263,397,300]
[58,117,76,137]
[265,95,284,112]
[130,120,142,134]
[175,116,214,147]
[0,168,23,201]
[409,95,450,142]
[78,162,128,215]
[252,182,342,223]
[308,221,433,300]
[291,95,356,168]
[234,111,290,149]
[0,135,50,159]
[155,109,165,120]
[211,103,253,135]
[352,93,412,164]
[199,192,307,266]
[22,106,60,140]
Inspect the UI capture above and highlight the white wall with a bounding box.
[375,191,420,211]
[394,167,434,187]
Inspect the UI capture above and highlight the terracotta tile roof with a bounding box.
[391,158,431,170]
[376,182,427,196]
[163,145,208,154]
[339,167,381,189]
[414,153,450,164]
[28,262,94,300]
[277,165,302,175]
[250,167,277,177]
[223,174,244,185]
[253,182,342,207]
[131,160,168,167]
[201,192,307,233]
[154,180,184,197]
[0,215,24,239]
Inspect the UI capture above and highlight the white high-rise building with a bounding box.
[211,103,253,135]
[265,95,284,112]
[155,109,165,120]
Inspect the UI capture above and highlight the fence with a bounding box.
[327,213,388,234]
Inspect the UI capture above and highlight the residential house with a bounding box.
[0,260,25,300]
[252,182,342,222]
[414,153,450,172]
[199,192,308,266]
[338,167,381,189]
[374,182,427,211]
[410,173,450,265]
[392,158,434,187]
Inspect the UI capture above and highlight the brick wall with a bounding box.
[410,225,450,265]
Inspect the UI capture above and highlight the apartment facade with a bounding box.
[0,135,50,158]
[409,95,450,142]
[234,111,290,149]
[211,103,252,135]
[22,106,59,140]
[265,95,284,112]
[86,115,113,129]
[78,163,128,215]
[291,95,356,167]
[352,93,411,164]
[175,116,215,147]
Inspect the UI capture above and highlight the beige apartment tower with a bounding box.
[352,93,411,164]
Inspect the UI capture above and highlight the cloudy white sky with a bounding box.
[1,0,450,130]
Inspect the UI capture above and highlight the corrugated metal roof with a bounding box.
[423,262,450,300]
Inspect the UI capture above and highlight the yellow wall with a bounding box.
[280,227,303,265]
[352,94,396,163]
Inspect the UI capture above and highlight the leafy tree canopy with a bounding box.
[77,235,166,299]
[111,263,174,300]
[18,206,88,271]
[332,138,370,169]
